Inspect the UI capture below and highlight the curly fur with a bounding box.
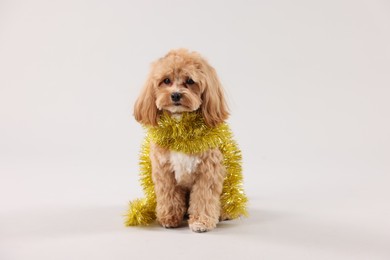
[133,49,240,232]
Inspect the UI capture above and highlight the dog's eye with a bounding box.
[186,78,195,85]
[163,78,171,85]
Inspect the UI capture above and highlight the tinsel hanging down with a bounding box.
[125,112,248,226]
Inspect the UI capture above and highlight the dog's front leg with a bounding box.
[188,149,226,232]
[150,144,186,228]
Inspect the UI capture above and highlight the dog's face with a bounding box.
[154,56,203,114]
[134,49,229,127]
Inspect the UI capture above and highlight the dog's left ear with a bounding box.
[200,62,229,127]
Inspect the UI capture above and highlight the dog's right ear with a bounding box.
[133,74,158,126]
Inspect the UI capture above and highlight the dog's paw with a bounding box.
[158,215,183,229]
[188,218,217,233]
[189,221,209,232]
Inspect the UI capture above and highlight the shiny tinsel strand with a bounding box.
[124,136,157,226]
[125,112,248,226]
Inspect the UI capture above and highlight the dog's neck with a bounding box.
[171,113,183,121]
[148,111,226,154]
[162,110,185,121]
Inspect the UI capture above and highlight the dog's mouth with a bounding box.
[164,103,193,114]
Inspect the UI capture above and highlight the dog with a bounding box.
[132,49,245,232]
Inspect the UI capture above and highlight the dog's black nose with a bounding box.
[171,92,182,102]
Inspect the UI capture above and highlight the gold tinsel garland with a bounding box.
[125,112,248,226]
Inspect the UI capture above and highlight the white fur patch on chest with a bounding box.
[170,151,200,182]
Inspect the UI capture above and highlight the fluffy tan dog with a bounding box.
[134,49,232,232]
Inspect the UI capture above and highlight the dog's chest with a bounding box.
[170,151,201,182]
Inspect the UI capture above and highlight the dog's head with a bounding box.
[134,49,229,127]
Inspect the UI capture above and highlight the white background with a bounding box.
[1,0,390,259]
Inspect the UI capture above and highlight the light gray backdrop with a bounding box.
[1,0,389,259]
